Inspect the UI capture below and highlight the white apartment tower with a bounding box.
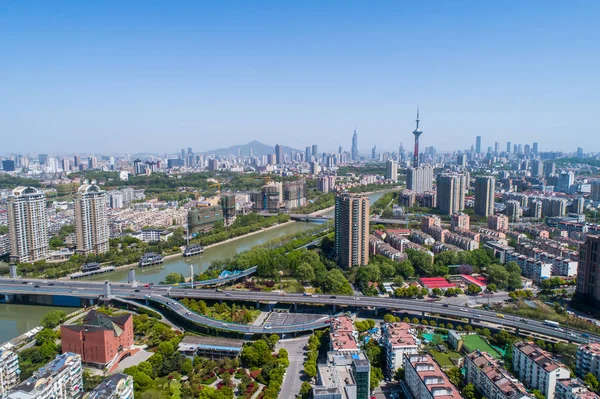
[8,187,49,263]
[75,184,109,256]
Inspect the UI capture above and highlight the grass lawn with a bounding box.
[462,335,502,359]
[428,348,462,368]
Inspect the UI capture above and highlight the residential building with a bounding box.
[335,193,369,268]
[532,160,544,178]
[400,190,416,208]
[7,186,49,263]
[556,379,600,399]
[465,350,532,399]
[188,206,223,234]
[133,229,173,243]
[488,215,510,231]
[407,165,434,194]
[313,351,370,399]
[512,341,570,399]
[283,181,307,210]
[576,343,600,380]
[474,176,495,217]
[6,353,83,399]
[0,349,20,398]
[61,311,133,366]
[381,322,418,375]
[75,184,109,256]
[404,354,461,399]
[576,235,600,303]
[591,181,600,202]
[330,315,358,352]
[275,144,283,164]
[108,191,124,209]
[86,374,133,399]
[543,198,568,218]
[436,173,467,215]
[451,212,470,231]
[385,160,398,182]
[505,200,521,222]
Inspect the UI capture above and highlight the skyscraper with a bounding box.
[476,136,482,154]
[474,176,495,217]
[532,142,538,156]
[335,193,369,268]
[352,128,359,160]
[305,146,311,161]
[385,159,398,182]
[371,145,377,160]
[8,187,49,263]
[532,160,544,177]
[412,108,423,167]
[312,145,318,160]
[506,142,511,154]
[406,165,434,193]
[75,184,109,256]
[274,144,283,164]
[436,173,467,215]
[591,180,600,201]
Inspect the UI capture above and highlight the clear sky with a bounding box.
[1,1,599,155]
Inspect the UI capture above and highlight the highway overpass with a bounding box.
[0,278,595,341]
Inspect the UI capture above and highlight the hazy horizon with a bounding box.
[1,1,599,154]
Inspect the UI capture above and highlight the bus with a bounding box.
[544,320,560,328]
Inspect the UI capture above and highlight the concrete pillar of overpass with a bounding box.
[128,269,135,283]
[333,304,336,313]
[103,281,112,298]
[374,308,378,316]
[9,264,18,279]
[256,301,260,309]
[293,303,297,311]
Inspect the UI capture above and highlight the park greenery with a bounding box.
[179,298,260,324]
[294,192,335,214]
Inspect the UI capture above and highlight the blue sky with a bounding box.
[1,1,599,154]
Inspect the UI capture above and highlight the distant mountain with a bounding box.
[200,140,301,157]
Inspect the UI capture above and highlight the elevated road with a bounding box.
[0,278,596,341]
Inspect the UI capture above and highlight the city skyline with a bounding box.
[1,1,599,153]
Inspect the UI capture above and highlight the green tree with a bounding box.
[322,269,353,295]
[584,373,600,392]
[164,272,184,284]
[532,390,545,399]
[295,263,315,284]
[396,260,415,278]
[432,288,443,297]
[40,310,67,329]
[299,381,312,399]
[446,367,463,388]
[462,383,477,399]
[467,284,482,295]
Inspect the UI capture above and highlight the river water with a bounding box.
[0,191,387,342]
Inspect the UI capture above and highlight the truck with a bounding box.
[544,320,560,328]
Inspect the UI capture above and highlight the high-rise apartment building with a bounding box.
[74,184,109,256]
[532,160,544,177]
[474,176,495,217]
[488,214,509,231]
[406,165,434,193]
[8,187,49,263]
[335,193,369,268]
[436,174,467,215]
[283,181,307,210]
[505,200,521,222]
[0,349,20,397]
[576,343,600,381]
[312,145,318,160]
[557,171,575,193]
[576,235,600,304]
[385,159,398,182]
[512,341,570,399]
[381,322,417,375]
[6,353,83,399]
[451,212,470,231]
[591,181,600,201]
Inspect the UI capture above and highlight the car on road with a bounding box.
[144,284,150,288]
[48,283,54,286]
[496,313,504,318]
[27,282,33,285]
[34,285,40,288]
[216,288,223,292]
[442,304,449,307]
[354,297,359,300]
[21,281,28,284]
[329,296,336,299]
[264,325,272,329]
[186,311,192,315]
[519,318,528,323]
[312,294,318,298]
[134,289,141,292]
[222,323,228,327]
[225,293,231,297]
[460,308,467,312]
[582,333,590,338]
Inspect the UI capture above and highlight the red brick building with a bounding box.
[61,310,134,366]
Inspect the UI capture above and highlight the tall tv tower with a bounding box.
[412,107,422,167]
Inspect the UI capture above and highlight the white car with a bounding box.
[222,323,229,328]
[186,311,192,315]
[264,325,272,330]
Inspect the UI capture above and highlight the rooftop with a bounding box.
[10,353,80,395]
[382,322,417,348]
[330,315,358,351]
[406,354,461,399]
[514,341,567,373]
[467,350,531,399]
[87,374,132,399]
